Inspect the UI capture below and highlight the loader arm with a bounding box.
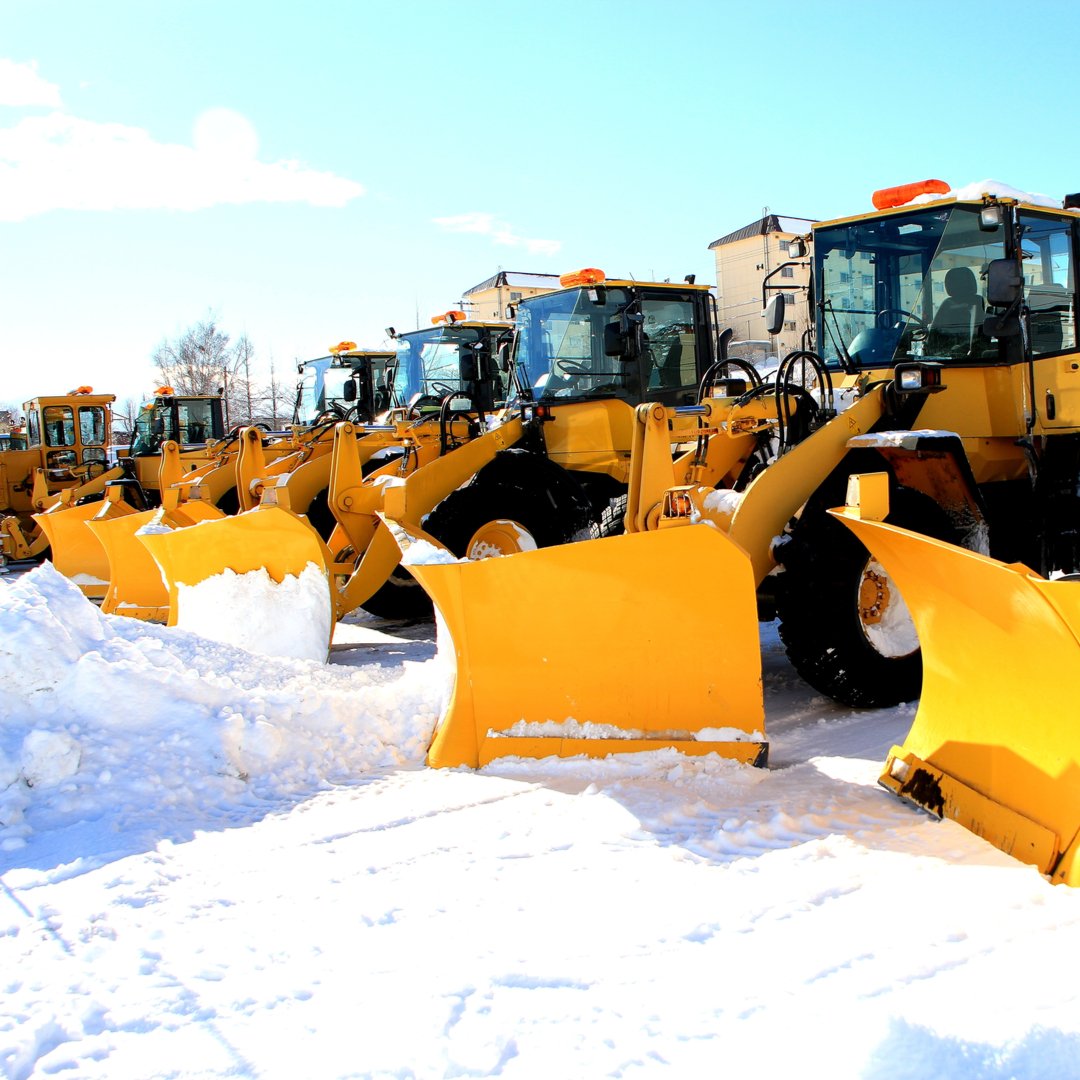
[729,387,886,585]
[335,417,525,615]
[625,400,759,534]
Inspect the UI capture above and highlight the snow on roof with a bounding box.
[909,179,1060,209]
[463,271,561,295]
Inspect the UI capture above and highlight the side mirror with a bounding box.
[986,259,1022,307]
[788,237,808,258]
[717,326,733,363]
[497,341,512,372]
[505,303,517,320]
[604,322,628,357]
[343,380,357,402]
[764,293,785,336]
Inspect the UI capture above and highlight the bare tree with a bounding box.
[152,316,256,429]
[252,356,296,428]
[0,402,23,430]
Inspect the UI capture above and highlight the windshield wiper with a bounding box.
[821,298,857,373]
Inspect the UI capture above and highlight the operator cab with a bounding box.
[512,269,712,409]
[394,315,509,417]
[812,185,1077,372]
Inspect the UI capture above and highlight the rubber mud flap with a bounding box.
[396,524,767,770]
[832,508,1080,886]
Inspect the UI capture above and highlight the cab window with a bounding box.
[1019,212,1076,358]
[43,406,76,447]
[643,298,699,391]
[79,406,107,446]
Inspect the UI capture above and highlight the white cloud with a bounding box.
[193,107,259,161]
[434,211,560,257]
[0,110,364,221]
[0,59,62,108]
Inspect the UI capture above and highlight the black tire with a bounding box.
[423,482,583,559]
[214,487,241,516]
[359,564,434,620]
[304,487,336,542]
[773,488,954,708]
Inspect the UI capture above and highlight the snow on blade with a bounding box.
[175,561,333,662]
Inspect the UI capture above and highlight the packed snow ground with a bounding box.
[1,564,1079,1079]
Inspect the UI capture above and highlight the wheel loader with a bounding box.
[0,387,225,567]
[384,178,1080,847]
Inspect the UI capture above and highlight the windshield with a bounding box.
[397,326,504,404]
[815,204,1008,368]
[514,286,705,404]
[515,286,637,402]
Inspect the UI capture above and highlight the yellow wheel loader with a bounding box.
[0,389,117,565]
[21,386,228,596]
[389,181,1080,798]
[0,388,225,569]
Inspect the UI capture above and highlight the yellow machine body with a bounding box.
[832,494,1080,886]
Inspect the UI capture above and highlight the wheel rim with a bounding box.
[465,519,538,559]
[856,557,919,658]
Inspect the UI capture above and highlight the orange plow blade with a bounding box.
[90,501,227,620]
[34,497,137,598]
[832,508,1080,886]
[394,523,767,769]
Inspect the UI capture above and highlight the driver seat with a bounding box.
[931,267,985,355]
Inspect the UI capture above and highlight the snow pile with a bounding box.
[0,564,448,854]
[2,567,1080,1078]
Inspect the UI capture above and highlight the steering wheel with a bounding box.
[555,360,590,376]
[876,308,929,338]
[429,382,458,398]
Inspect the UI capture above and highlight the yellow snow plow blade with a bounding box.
[34,496,136,599]
[393,522,767,769]
[90,500,227,620]
[832,504,1080,887]
[137,505,333,629]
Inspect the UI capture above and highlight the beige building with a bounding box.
[460,271,561,321]
[709,214,815,359]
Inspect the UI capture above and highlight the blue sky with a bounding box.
[2,0,1078,406]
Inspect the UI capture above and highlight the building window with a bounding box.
[510,291,522,302]
[781,266,794,278]
[782,293,796,304]
[778,238,788,252]
[784,321,797,332]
